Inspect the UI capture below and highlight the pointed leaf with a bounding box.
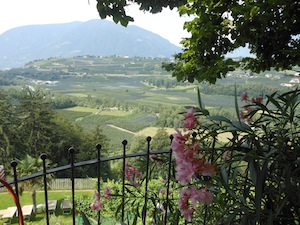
[248,160,258,185]
[80,211,92,225]
[208,115,231,123]
[197,86,205,110]
[234,84,241,122]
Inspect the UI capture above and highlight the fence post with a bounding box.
[121,140,127,223]
[96,144,101,225]
[40,153,50,225]
[142,136,151,225]
[69,147,76,225]
[164,135,174,225]
[11,161,19,198]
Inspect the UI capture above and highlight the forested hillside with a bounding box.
[0,19,181,69]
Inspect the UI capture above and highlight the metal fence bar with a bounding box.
[11,161,19,198]
[164,135,174,225]
[96,144,101,225]
[41,153,50,225]
[121,140,127,223]
[0,150,171,189]
[1,146,178,224]
[69,147,76,225]
[203,136,217,225]
[142,137,151,225]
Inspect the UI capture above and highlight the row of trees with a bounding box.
[144,77,190,89]
[0,68,67,81]
[199,82,288,97]
[0,88,111,178]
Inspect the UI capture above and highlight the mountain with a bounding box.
[0,20,182,69]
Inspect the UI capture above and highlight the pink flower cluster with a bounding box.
[171,107,218,221]
[178,186,213,222]
[171,129,218,185]
[125,162,142,187]
[240,92,263,104]
[90,192,102,211]
[184,108,198,129]
[103,186,112,199]
[240,92,263,123]
[90,186,111,211]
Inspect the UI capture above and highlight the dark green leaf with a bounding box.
[208,115,231,123]
[80,211,92,225]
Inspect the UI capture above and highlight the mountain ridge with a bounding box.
[0,19,182,69]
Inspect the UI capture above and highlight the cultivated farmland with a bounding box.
[0,56,298,148]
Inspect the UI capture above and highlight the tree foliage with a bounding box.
[16,154,52,214]
[96,0,187,26]
[97,0,300,83]
[18,88,55,157]
[0,88,112,179]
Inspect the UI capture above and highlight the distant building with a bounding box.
[290,78,300,83]
[281,83,294,87]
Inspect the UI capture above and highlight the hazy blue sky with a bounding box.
[0,0,189,46]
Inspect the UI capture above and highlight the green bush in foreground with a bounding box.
[85,88,300,225]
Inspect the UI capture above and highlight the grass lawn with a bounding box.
[137,127,175,137]
[0,190,94,225]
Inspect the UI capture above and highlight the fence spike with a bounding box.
[10,160,19,198]
[96,144,101,225]
[68,147,76,225]
[121,140,127,222]
[40,153,50,225]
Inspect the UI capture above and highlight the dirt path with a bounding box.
[106,124,137,135]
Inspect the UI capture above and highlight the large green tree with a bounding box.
[17,88,55,157]
[0,92,18,164]
[97,0,300,83]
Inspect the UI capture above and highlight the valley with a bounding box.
[0,56,299,151]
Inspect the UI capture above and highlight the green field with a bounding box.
[1,56,298,147]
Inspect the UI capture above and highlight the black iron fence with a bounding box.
[0,136,180,225]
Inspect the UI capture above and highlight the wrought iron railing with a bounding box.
[0,136,179,225]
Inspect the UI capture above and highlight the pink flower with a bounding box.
[240,92,248,101]
[124,162,143,187]
[91,192,102,211]
[188,186,200,208]
[90,200,102,211]
[171,129,187,153]
[104,186,111,199]
[239,109,245,119]
[175,160,195,185]
[184,108,198,129]
[245,106,252,114]
[251,96,263,103]
[136,171,142,179]
[245,117,251,124]
[197,189,213,204]
[181,208,193,222]
[94,192,100,201]
[178,188,193,222]
[184,107,196,118]
[178,186,213,221]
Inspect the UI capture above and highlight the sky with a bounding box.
[0,0,190,46]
